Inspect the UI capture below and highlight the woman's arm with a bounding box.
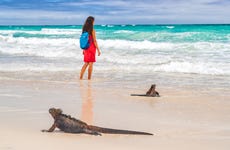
[92,29,101,56]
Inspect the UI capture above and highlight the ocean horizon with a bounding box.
[0,23,230,25]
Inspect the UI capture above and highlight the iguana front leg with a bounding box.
[42,123,56,132]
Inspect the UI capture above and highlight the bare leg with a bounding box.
[80,63,89,80]
[88,62,93,80]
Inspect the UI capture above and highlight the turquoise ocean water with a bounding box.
[0,25,229,91]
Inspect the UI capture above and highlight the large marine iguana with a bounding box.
[42,108,153,136]
[131,84,160,97]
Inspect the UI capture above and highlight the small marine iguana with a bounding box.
[42,108,153,136]
[131,84,160,97]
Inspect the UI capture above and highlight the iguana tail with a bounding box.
[88,125,153,135]
[130,92,160,97]
[130,94,148,96]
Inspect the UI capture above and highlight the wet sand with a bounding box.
[0,79,230,150]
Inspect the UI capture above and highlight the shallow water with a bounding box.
[0,25,229,94]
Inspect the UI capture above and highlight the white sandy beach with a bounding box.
[0,77,230,150]
[0,2,230,149]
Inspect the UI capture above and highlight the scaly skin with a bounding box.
[42,108,153,136]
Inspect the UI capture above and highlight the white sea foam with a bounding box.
[98,52,229,75]
[166,26,175,29]
[0,35,79,58]
[153,61,228,75]
[113,30,135,34]
[99,39,175,51]
[0,28,81,36]
[0,29,230,76]
[1,34,230,55]
[39,28,82,36]
[0,58,228,76]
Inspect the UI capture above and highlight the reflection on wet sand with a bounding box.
[80,81,93,124]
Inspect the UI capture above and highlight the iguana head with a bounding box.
[49,108,63,118]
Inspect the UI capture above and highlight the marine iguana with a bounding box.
[131,84,160,97]
[42,108,153,136]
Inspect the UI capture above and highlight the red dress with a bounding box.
[83,35,96,62]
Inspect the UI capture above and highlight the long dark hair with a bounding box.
[82,16,94,35]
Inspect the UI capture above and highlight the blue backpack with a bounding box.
[80,32,90,50]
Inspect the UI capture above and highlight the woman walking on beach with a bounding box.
[80,16,101,80]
